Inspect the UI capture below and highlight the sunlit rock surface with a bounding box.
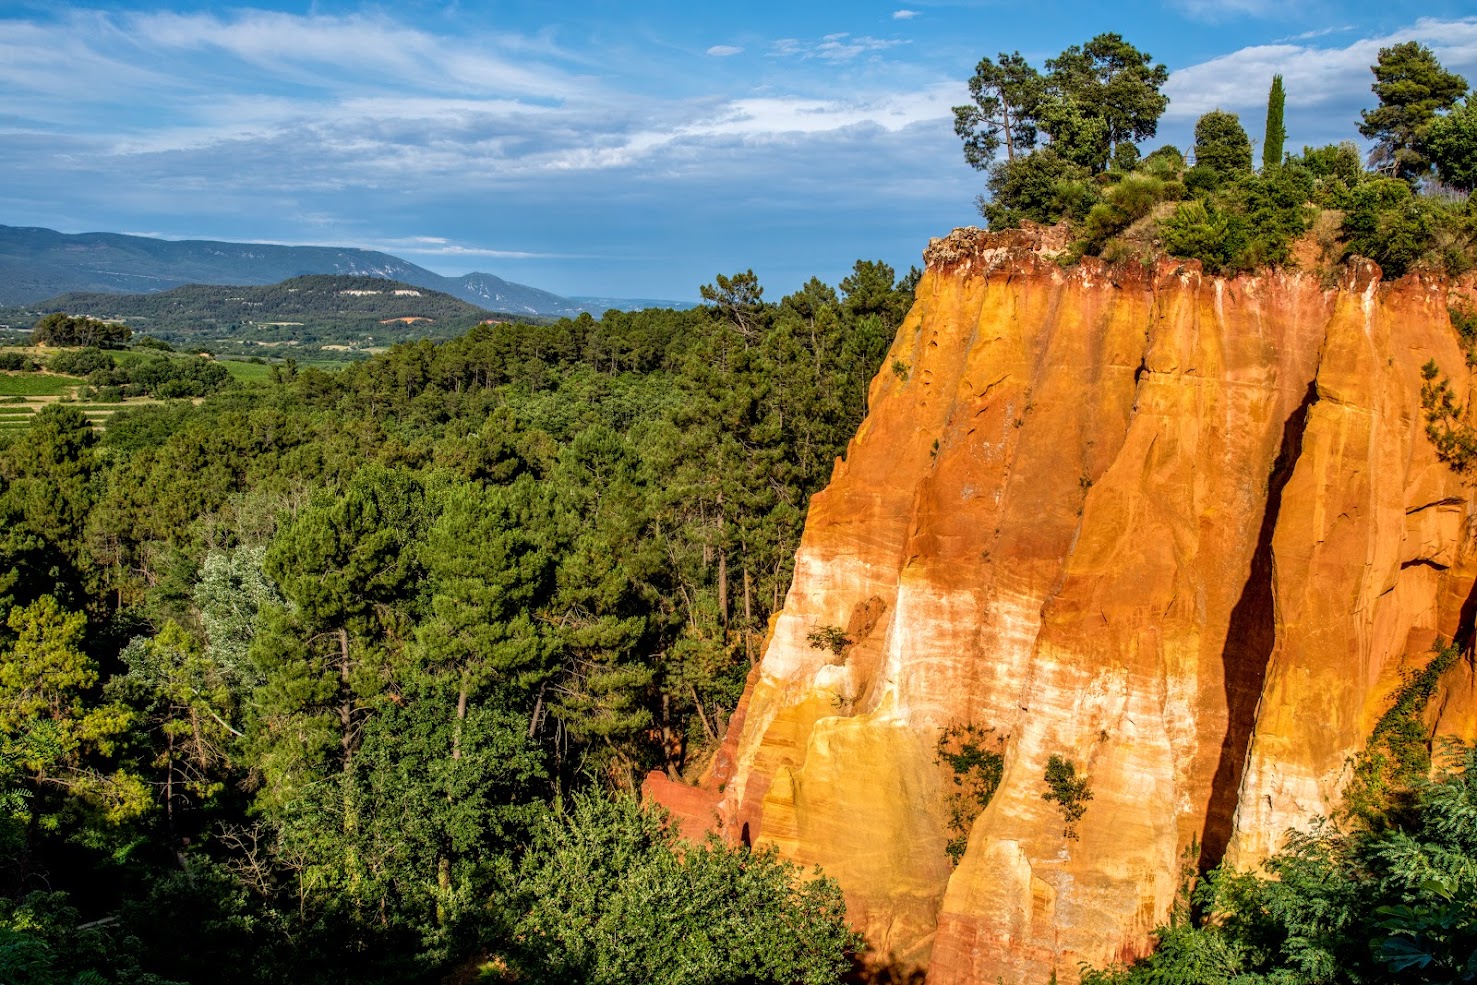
[647,225,1477,983]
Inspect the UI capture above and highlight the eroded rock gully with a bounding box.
[645,225,1477,983]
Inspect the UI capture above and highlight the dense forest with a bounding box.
[0,262,910,984]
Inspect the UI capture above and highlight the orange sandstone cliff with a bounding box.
[646,225,1477,984]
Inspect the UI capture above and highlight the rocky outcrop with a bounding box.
[648,225,1477,983]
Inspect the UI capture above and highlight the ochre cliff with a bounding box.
[647,225,1477,983]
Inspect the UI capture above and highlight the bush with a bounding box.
[0,353,37,371]
[1139,144,1185,178]
[133,335,175,352]
[1082,745,1477,985]
[938,724,1005,862]
[1233,163,1316,268]
[1075,173,1178,255]
[1342,178,1450,277]
[1110,142,1141,173]
[1298,141,1364,184]
[980,150,1096,229]
[1161,200,1248,273]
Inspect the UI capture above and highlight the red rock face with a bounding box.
[647,226,1477,983]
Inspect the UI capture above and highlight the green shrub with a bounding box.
[1342,178,1447,277]
[937,724,1006,862]
[0,352,37,371]
[1042,753,1093,839]
[1139,144,1185,178]
[806,624,852,656]
[1421,359,1477,473]
[1110,142,1141,173]
[980,150,1096,229]
[1161,200,1248,273]
[507,792,862,985]
[1232,163,1316,268]
[1298,141,1364,184]
[1074,173,1178,256]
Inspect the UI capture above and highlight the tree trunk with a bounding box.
[690,685,718,744]
[338,627,353,765]
[452,667,469,761]
[718,551,729,631]
[743,561,753,624]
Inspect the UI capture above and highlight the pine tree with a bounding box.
[1263,74,1286,169]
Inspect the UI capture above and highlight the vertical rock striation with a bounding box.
[649,225,1477,983]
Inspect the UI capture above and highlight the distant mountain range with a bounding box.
[0,224,693,316]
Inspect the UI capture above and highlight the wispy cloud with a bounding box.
[771,33,910,61]
[1167,0,1279,22]
[706,44,743,57]
[893,10,921,20]
[1274,25,1355,44]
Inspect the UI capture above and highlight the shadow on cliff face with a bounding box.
[846,956,927,984]
[1455,576,1477,653]
[1199,379,1319,873]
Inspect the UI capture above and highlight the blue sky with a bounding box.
[3,2,1476,301]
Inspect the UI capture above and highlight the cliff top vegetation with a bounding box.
[956,36,1476,279]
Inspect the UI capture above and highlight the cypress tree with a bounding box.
[1263,74,1286,169]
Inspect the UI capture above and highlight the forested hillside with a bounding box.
[24,276,518,346]
[0,261,911,985]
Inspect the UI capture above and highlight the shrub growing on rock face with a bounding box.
[1042,754,1093,839]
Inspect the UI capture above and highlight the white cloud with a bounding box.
[1165,16,1477,121]
[706,44,743,57]
[893,10,920,19]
